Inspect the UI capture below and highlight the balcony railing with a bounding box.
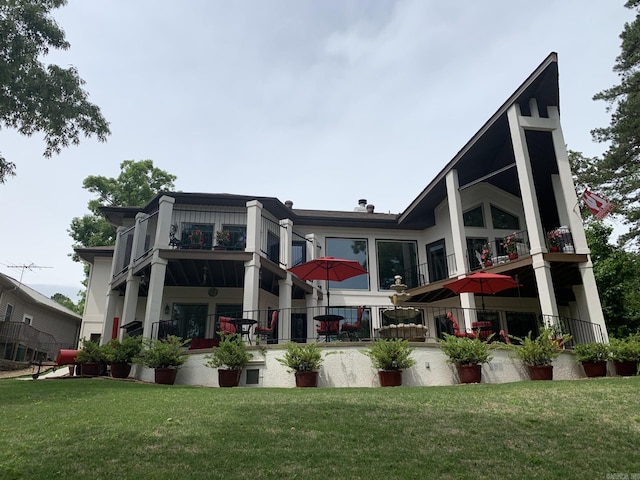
[0,321,68,362]
[261,215,281,264]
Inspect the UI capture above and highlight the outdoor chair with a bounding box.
[341,306,363,341]
[255,310,277,341]
[218,316,237,336]
[316,320,340,341]
[447,312,476,339]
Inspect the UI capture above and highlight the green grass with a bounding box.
[1,377,639,479]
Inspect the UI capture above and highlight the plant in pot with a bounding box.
[204,333,253,387]
[104,336,142,379]
[135,335,187,385]
[508,328,570,380]
[439,334,492,384]
[547,229,562,252]
[502,232,520,260]
[75,338,106,376]
[277,342,324,387]
[573,342,609,378]
[361,338,416,387]
[608,336,640,376]
[215,229,231,249]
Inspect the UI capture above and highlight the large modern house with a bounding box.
[77,53,607,386]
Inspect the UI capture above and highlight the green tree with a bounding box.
[69,159,177,257]
[590,1,640,245]
[50,292,81,314]
[0,0,110,183]
[585,222,640,336]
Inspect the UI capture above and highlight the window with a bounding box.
[291,240,307,267]
[490,205,520,230]
[326,238,369,290]
[426,240,448,282]
[221,225,246,251]
[463,205,485,227]
[376,240,418,290]
[466,237,488,271]
[435,314,454,339]
[4,304,13,321]
[23,315,32,326]
[171,304,209,339]
[181,223,214,249]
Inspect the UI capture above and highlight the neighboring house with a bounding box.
[76,53,607,361]
[0,273,82,365]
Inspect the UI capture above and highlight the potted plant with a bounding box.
[439,334,492,384]
[608,336,640,376]
[204,333,252,387]
[573,342,609,378]
[508,328,570,380]
[75,338,106,377]
[547,229,562,252]
[277,342,324,387]
[135,335,187,385]
[104,336,142,379]
[215,229,231,249]
[189,228,204,248]
[502,232,519,260]
[480,243,493,268]
[361,338,416,386]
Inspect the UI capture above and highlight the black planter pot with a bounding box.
[81,362,102,377]
[528,365,553,381]
[295,371,318,387]
[110,362,132,379]
[581,361,607,378]
[378,370,402,387]
[154,368,178,385]
[613,360,638,376]
[218,369,242,387]
[456,364,482,384]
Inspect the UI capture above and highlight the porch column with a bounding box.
[142,257,168,339]
[279,219,293,268]
[154,195,175,248]
[576,261,608,342]
[459,293,477,331]
[278,275,293,342]
[548,107,589,254]
[100,289,121,344]
[445,170,466,276]
[245,200,263,253]
[243,253,261,319]
[130,213,145,267]
[531,256,558,318]
[120,276,141,338]
[507,102,545,255]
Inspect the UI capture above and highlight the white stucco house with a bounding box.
[76,53,607,386]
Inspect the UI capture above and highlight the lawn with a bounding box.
[1,376,639,480]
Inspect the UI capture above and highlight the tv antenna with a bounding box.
[5,263,53,286]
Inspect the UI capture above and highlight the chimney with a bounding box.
[366,204,375,213]
[354,199,367,212]
[284,200,293,209]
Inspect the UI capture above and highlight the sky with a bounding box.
[0,1,635,301]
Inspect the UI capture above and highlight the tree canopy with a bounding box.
[589,1,640,245]
[0,0,110,183]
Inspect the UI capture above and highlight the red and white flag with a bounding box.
[581,190,614,220]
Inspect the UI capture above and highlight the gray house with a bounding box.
[0,272,81,367]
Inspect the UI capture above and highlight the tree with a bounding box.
[50,292,81,314]
[69,160,177,257]
[590,1,640,246]
[0,0,109,183]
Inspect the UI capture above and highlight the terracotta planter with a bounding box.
[110,362,132,379]
[528,365,553,381]
[456,364,482,384]
[581,361,607,378]
[295,371,318,387]
[508,253,519,261]
[81,362,102,377]
[613,360,638,376]
[218,369,242,387]
[154,367,178,385]
[378,370,403,387]
[483,261,493,268]
[549,246,560,252]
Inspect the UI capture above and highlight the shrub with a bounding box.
[439,334,492,365]
[573,342,609,363]
[277,342,323,372]
[75,338,106,363]
[508,328,569,366]
[608,336,640,362]
[204,334,252,370]
[135,335,187,369]
[361,338,416,371]
[104,336,142,364]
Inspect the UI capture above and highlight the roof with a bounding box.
[0,272,82,322]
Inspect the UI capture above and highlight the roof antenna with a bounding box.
[5,262,53,287]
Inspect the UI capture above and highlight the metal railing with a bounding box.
[113,225,135,278]
[0,321,68,363]
[261,215,281,264]
[133,211,158,262]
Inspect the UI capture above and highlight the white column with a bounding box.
[577,261,608,342]
[120,276,140,336]
[279,219,293,268]
[445,170,467,277]
[278,275,293,342]
[100,289,120,344]
[507,103,545,255]
[245,200,263,253]
[531,256,558,318]
[154,195,175,249]
[242,253,261,319]
[142,257,168,339]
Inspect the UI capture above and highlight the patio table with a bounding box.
[314,314,344,342]
[229,318,257,344]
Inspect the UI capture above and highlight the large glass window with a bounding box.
[490,205,520,230]
[426,239,448,282]
[171,303,208,339]
[463,205,485,227]
[326,238,369,290]
[376,240,418,290]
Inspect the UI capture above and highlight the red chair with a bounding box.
[316,319,340,340]
[341,306,363,340]
[447,312,476,339]
[218,316,237,335]
[255,310,278,341]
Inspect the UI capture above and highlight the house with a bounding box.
[0,272,82,367]
[76,52,607,385]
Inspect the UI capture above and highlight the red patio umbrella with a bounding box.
[444,272,520,310]
[288,256,367,309]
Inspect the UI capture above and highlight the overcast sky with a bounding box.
[0,1,634,301]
